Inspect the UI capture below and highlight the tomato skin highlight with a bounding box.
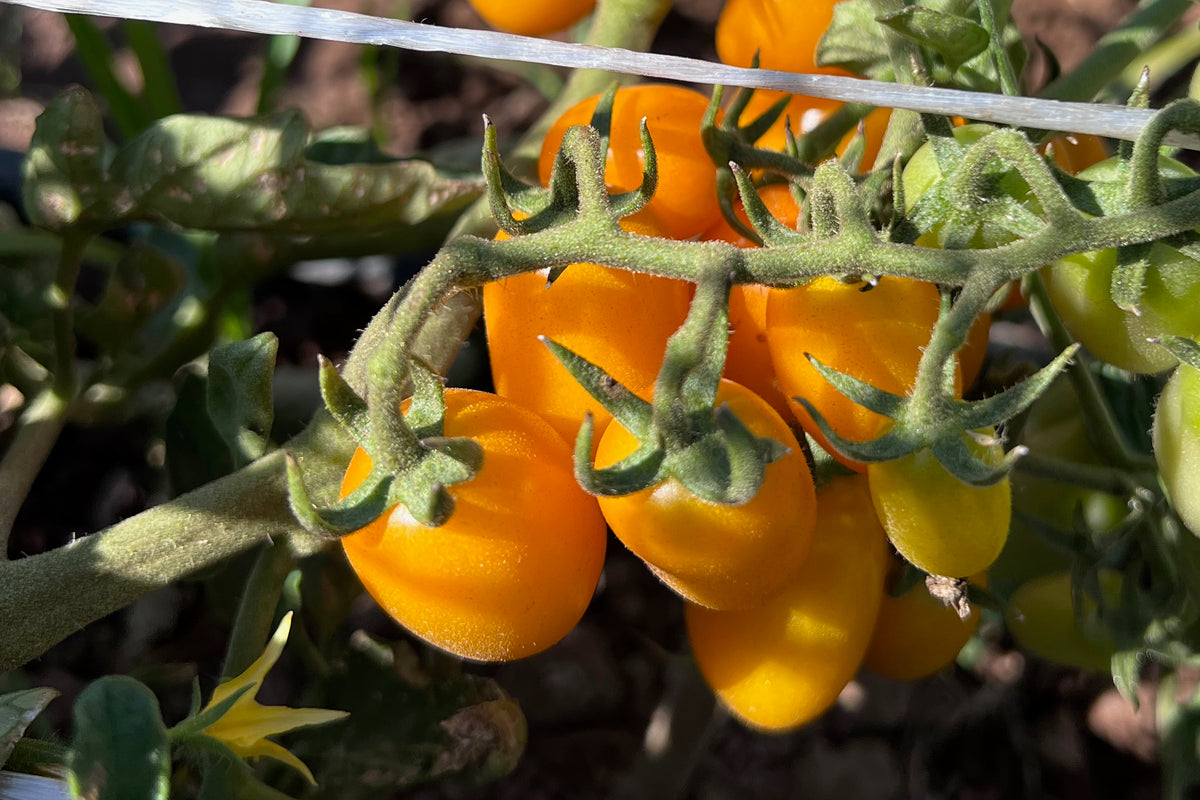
[339,390,607,662]
[538,85,723,240]
[483,251,689,448]
[594,380,817,611]
[864,567,986,681]
[1153,363,1200,537]
[684,474,889,731]
[867,435,1010,578]
[766,276,950,472]
[465,0,594,37]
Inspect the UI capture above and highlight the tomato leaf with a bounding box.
[208,332,279,468]
[0,688,59,770]
[878,7,989,73]
[67,677,170,800]
[22,86,110,231]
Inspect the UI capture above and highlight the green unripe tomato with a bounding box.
[1006,570,1121,672]
[1153,363,1200,536]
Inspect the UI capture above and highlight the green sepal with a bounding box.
[877,6,989,73]
[737,91,792,146]
[803,354,905,417]
[587,82,620,151]
[663,404,788,506]
[403,361,447,440]
[731,165,804,246]
[929,430,1021,488]
[573,419,666,497]
[318,354,370,444]
[789,397,913,463]
[957,344,1080,431]
[838,121,867,175]
[0,688,59,770]
[1111,649,1146,708]
[1153,335,1200,370]
[481,117,549,234]
[207,332,278,468]
[1111,243,1151,315]
[716,167,762,245]
[67,676,170,800]
[285,452,395,538]
[540,336,652,438]
[608,118,658,220]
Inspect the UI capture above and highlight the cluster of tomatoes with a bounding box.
[335,0,1200,734]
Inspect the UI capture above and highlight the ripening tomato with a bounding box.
[484,228,691,448]
[684,474,889,731]
[538,85,723,240]
[864,564,986,680]
[465,0,594,36]
[766,276,952,471]
[1042,133,1108,176]
[594,379,817,611]
[716,0,847,78]
[867,430,1010,578]
[1153,362,1200,537]
[339,389,607,662]
[701,183,802,417]
[1043,243,1200,374]
[1006,570,1121,671]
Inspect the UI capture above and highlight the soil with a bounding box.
[3,0,1196,798]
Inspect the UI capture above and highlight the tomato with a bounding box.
[684,474,889,731]
[1006,570,1121,671]
[701,183,801,417]
[1043,243,1200,374]
[594,379,817,610]
[484,230,690,448]
[465,0,594,37]
[1153,363,1200,537]
[716,0,846,78]
[538,85,723,240]
[867,430,1010,577]
[1042,133,1108,176]
[339,389,607,662]
[766,275,952,471]
[864,563,986,680]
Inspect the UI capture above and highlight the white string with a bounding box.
[4,0,1198,149]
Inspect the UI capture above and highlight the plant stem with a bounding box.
[220,541,299,679]
[0,413,349,673]
[1040,0,1196,102]
[0,388,70,558]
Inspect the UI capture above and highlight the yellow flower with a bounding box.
[202,612,348,784]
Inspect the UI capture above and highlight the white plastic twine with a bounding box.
[4,0,1200,149]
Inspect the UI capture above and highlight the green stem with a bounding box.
[50,235,86,398]
[1014,452,1140,496]
[1040,0,1196,102]
[0,415,349,673]
[220,542,299,679]
[0,388,70,558]
[979,0,1020,97]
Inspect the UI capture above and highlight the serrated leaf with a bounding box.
[67,677,169,800]
[0,688,59,769]
[879,7,989,72]
[22,86,109,231]
[207,332,279,467]
[104,110,483,233]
